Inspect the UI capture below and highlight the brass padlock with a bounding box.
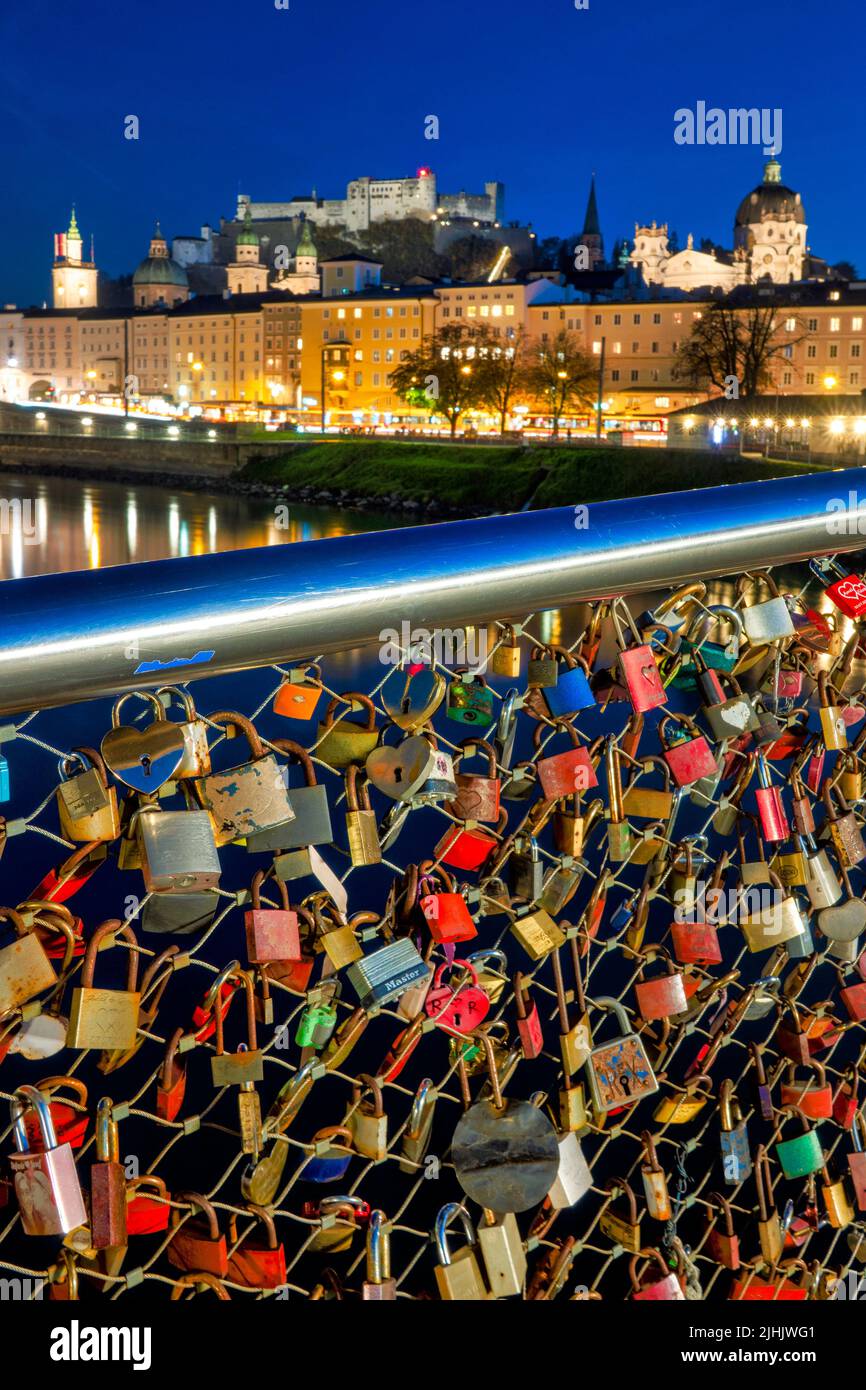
[66,920,141,1052]
[56,746,120,842]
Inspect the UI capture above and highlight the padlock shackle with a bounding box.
[207,708,265,760]
[11,1084,58,1153]
[434,1201,476,1265]
[81,919,140,992]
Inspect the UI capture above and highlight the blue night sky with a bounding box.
[1,0,864,306]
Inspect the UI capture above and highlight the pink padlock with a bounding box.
[754,751,790,843]
[658,713,717,788]
[630,1249,685,1301]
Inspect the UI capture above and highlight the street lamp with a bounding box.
[321,344,347,433]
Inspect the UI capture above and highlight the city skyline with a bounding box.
[2,0,864,305]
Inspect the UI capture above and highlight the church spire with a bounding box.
[763,155,782,184]
[67,206,80,241]
[582,174,601,238]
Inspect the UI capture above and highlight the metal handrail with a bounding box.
[0,466,864,715]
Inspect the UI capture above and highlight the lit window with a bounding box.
[592,340,602,354]
[337,308,346,320]
[785,318,796,332]
[853,317,863,331]
[830,317,840,332]
[354,308,362,319]
[505,305,514,316]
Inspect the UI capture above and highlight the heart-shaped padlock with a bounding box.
[366,734,456,804]
[101,692,186,793]
[380,667,446,732]
[424,960,490,1033]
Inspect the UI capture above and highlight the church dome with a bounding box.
[133,256,188,287]
[133,221,188,287]
[735,158,805,227]
[236,206,260,247]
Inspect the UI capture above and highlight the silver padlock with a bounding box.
[135,803,221,893]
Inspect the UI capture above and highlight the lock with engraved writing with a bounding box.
[9,1086,87,1237]
[56,746,120,842]
[66,920,141,1052]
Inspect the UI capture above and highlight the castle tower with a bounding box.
[52,206,98,308]
[227,206,268,294]
[575,175,605,270]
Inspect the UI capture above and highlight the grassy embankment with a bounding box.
[240,439,827,512]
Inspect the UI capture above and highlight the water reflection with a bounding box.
[0,471,407,579]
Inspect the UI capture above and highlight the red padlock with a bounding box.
[633,947,688,1021]
[419,863,477,945]
[613,601,667,713]
[670,918,722,966]
[31,841,108,904]
[840,979,866,1021]
[226,1206,287,1290]
[753,751,790,842]
[659,713,717,788]
[779,1061,833,1120]
[849,1114,866,1210]
[514,972,544,1059]
[156,1027,188,1122]
[534,724,600,801]
[23,1077,89,1152]
[825,574,866,619]
[167,1191,229,1277]
[423,959,490,1034]
[435,819,500,872]
[126,1175,171,1235]
[244,870,301,965]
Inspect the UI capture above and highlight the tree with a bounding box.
[673,304,802,399]
[388,322,486,436]
[448,235,509,282]
[523,330,597,437]
[474,326,531,434]
[832,261,858,283]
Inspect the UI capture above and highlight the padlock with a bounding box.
[634,946,688,1021]
[56,746,120,842]
[399,1079,438,1174]
[344,937,429,1011]
[775,1108,824,1179]
[755,1144,783,1265]
[349,1075,388,1160]
[817,859,866,942]
[653,1073,713,1124]
[513,972,544,1059]
[510,907,566,961]
[510,834,544,902]
[245,869,301,964]
[797,830,842,910]
[640,1131,671,1220]
[434,1203,488,1300]
[526,643,558,689]
[543,647,596,718]
[535,723,600,801]
[447,739,501,823]
[194,711,295,845]
[446,671,494,728]
[622,754,674,821]
[156,686,212,778]
[316,690,379,768]
[368,730,457,804]
[712,752,756,835]
[125,1175,171,1237]
[424,958,491,1033]
[360,1209,398,1300]
[848,1113,866,1210]
[680,601,744,675]
[658,712,717,788]
[135,801,221,894]
[737,570,795,643]
[822,566,866,618]
[344,766,381,865]
[554,793,585,857]
[416,866,474,947]
[302,1125,354,1183]
[226,1205,287,1290]
[630,1249,685,1301]
[167,1191,229,1277]
[99,689,189,797]
[599,1177,642,1252]
[273,662,323,720]
[605,737,634,862]
[245,736,333,856]
[752,749,791,842]
[552,941,591,1075]
[740,870,805,952]
[822,1162,854,1230]
[490,624,522,678]
[210,968,263,1086]
[817,670,848,751]
[66,920,141,1051]
[705,1191,740,1270]
[156,1027,188,1122]
[585,996,658,1114]
[9,1086,87,1237]
[820,780,866,868]
[612,599,667,712]
[701,667,761,742]
[477,1209,526,1299]
[0,906,57,1016]
[831,1066,860,1129]
[90,1097,127,1251]
[719,1079,752,1185]
[780,1060,833,1120]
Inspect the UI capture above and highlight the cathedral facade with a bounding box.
[629,158,810,293]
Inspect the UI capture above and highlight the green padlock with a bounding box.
[446,672,494,728]
[775,1107,824,1179]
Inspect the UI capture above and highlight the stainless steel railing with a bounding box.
[0,466,864,715]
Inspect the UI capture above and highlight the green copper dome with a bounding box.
[236,206,259,247]
[296,218,317,257]
[133,257,188,286]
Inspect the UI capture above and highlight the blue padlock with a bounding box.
[0,754,9,803]
[543,649,595,719]
[303,1127,354,1183]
